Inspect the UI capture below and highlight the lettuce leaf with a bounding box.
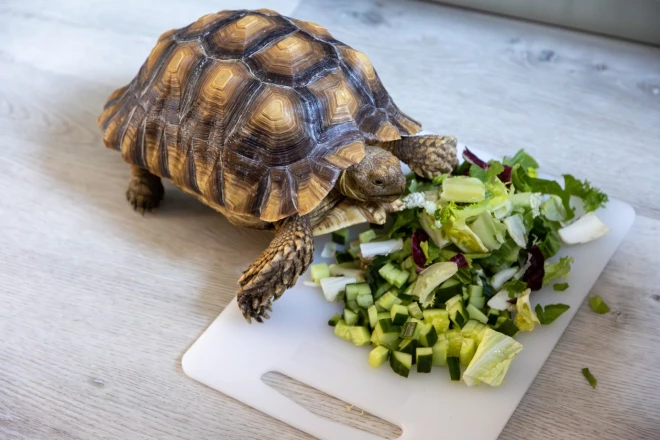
[535,303,570,324]
[543,256,573,285]
[463,328,523,387]
[503,149,540,170]
[514,288,540,331]
[522,246,545,291]
[502,280,528,298]
[388,209,419,238]
[512,165,575,220]
[563,175,609,212]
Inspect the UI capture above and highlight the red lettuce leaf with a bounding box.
[462,147,489,170]
[449,253,469,268]
[411,229,429,270]
[523,246,545,291]
[498,165,513,184]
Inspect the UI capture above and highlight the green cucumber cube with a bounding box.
[346,299,360,313]
[343,308,358,326]
[335,251,354,264]
[422,309,450,334]
[407,302,424,320]
[333,319,352,341]
[389,351,412,378]
[432,339,449,366]
[359,229,377,243]
[399,321,417,339]
[416,347,434,373]
[345,284,360,301]
[367,305,378,328]
[447,356,461,381]
[446,330,464,357]
[350,326,371,346]
[327,313,341,327]
[369,346,390,368]
[331,228,349,245]
[393,270,409,288]
[466,303,489,324]
[398,338,418,365]
[375,291,402,311]
[418,323,439,347]
[459,337,476,365]
[310,263,330,284]
[469,296,485,310]
[377,330,400,351]
[374,282,392,300]
[390,304,409,325]
[357,294,374,309]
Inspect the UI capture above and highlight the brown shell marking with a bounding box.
[98,9,421,222]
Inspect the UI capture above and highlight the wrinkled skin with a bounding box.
[338,145,406,202]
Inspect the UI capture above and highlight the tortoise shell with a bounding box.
[98,9,421,222]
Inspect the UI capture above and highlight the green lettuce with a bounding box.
[543,256,573,285]
[503,149,539,170]
[563,175,609,212]
[535,303,570,324]
[514,289,540,332]
[463,328,524,387]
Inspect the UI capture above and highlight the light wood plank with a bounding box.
[1,1,659,439]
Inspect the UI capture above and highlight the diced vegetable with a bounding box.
[398,339,418,365]
[359,229,377,243]
[447,356,461,381]
[432,339,449,367]
[332,229,349,245]
[446,294,469,328]
[558,212,609,244]
[407,302,424,320]
[399,321,418,339]
[490,267,518,290]
[418,323,438,347]
[441,176,486,203]
[495,319,519,337]
[416,347,434,373]
[446,329,464,357]
[343,308,358,326]
[369,346,390,368]
[390,351,412,378]
[310,263,330,284]
[581,367,597,388]
[466,303,488,324]
[423,309,450,333]
[367,305,378,328]
[335,251,355,264]
[390,304,409,325]
[375,291,402,311]
[327,313,341,327]
[329,264,366,282]
[350,326,371,346]
[460,338,476,366]
[434,277,463,303]
[503,214,527,248]
[320,276,356,302]
[360,239,404,258]
[334,319,352,341]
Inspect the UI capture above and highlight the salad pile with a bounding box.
[310,148,609,387]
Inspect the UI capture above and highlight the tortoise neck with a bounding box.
[338,171,367,202]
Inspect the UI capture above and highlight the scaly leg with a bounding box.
[237,214,314,323]
[126,165,164,214]
[382,135,458,179]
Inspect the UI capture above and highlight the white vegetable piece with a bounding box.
[503,214,527,248]
[321,242,337,258]
[401,192,426,209]
[329,264,366,282]
[487,289,517,312]
[559,212,609,244]
[419,213,450,249]
[413,262,458,307]
[303,281,320,287]
[360,238,403,258]
[320,276,357,302]
[490,266,519,290]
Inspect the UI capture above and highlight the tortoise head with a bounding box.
[338,145,406,202]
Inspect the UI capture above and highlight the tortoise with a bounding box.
[98,9,458,322]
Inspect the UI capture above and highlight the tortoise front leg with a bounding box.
[237,214,314,323]
[126,165,164,214]
[382,135,459,179]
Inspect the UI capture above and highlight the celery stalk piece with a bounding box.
[441,177,486,203]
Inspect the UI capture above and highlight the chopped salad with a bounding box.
[311,148,609,386]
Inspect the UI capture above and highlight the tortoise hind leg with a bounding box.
[382,135,459,179]
[126,165,164,214]
[237,214,314,323]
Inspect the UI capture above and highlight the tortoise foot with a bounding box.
[237,214,313,323]
[126,166,164,215]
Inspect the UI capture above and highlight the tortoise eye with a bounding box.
[373,179,384,186]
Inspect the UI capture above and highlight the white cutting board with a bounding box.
[182,146,635,440]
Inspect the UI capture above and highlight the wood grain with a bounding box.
[1,0,659,439]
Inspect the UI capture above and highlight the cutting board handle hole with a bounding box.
[261,371,402,439]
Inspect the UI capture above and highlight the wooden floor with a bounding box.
[1,1,659,439]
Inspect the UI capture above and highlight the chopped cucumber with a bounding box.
[422,309,450,334]
[346,299,360,313]
[327,313,341,327]
[416,347,433,373]
[459,338,476,366]
[407,268,418,283]
[390,351,412,378]
[432,339,449,367]
[390,304,409,325]
[446,294,469,328]
[377,311,391,321]
[469,296,486,309]
[401,256,415,271]
[345,284,360,301]
[400,321,417,339]
[418,323,439,347]
[332,228,349,245]
[466,303,489,324]
[310,263,330,284]
[343,308,358,326]
[434,278,463,303]
[379,263,409,288]
[359,229,377,243]
[447,356,461,381]
[374,282,392,300]
[375,291,402,311]
[468,285,484,298]
[334,319,352,341]
[496,318,519,337]
[369,346,390,368]
[335,251,355,264]
[446,330,464,357]
[398,338,418,365]
[394,270,410,288]
[374,322,401,350]
[378,316,395,333]
[397,292,414,303]
[357,294,374,309]
[407,302,424,320]
[368,305,378,328]
[350,326,371,346]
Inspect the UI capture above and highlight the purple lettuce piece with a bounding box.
[411,229,429,270]
[498,164,513,184]
[462,147,489,170]
[523,246,545,291]
[449,253,469,268]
